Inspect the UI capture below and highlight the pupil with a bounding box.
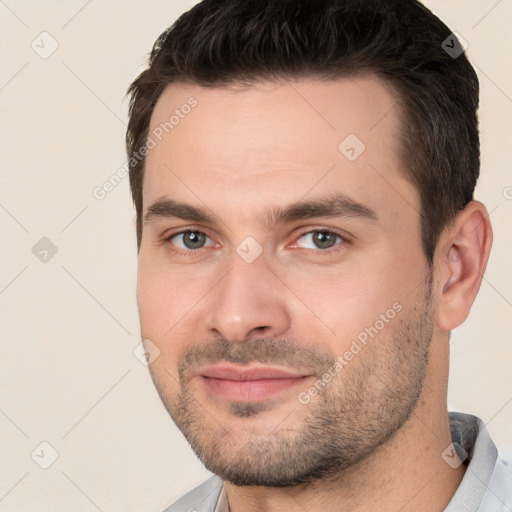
[313,231,336,249]
[184,231,205,249]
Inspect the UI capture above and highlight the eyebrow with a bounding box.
[145,198,218,225]
[144,193,378,228]
[264,193,378,226]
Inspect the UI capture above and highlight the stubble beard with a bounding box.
[149,275,434,487]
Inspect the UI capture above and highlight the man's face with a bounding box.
[137,77,434,485]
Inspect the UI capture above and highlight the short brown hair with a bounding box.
[126,0,480,262]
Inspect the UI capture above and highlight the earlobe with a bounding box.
[435,201,493,331]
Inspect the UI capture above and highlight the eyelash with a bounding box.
[163,228,349,256]
[290,230,348,254]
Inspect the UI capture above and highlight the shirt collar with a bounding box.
[214,485,229,512]
[444,411,499,511]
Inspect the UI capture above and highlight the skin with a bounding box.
[136,76,493,511]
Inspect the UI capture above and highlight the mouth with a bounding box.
[197,364,312,402]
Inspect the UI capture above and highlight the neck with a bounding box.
[224,334,465,512]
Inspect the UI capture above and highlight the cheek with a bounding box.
[137,263,168,331]
[136,254,213,363]
[137,276,184,381]
[137,251,198,324]
[288,256,414,349]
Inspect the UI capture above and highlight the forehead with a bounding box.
[143,76,418,225]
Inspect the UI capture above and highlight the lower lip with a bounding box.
[200,376,309,402]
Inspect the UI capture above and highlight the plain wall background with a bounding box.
[0,1,511,510]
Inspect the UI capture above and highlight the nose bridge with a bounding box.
[204,248,291,342]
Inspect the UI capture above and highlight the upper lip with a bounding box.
[199,364,309,381]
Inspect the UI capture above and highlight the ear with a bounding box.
[434,201,493,330]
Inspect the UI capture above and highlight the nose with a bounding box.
[203,251,292,343]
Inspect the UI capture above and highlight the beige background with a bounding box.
[0,1,511,510]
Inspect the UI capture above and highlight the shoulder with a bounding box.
[161,476,224,512]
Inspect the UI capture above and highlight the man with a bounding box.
[125,0,511,510]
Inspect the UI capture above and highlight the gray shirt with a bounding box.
[164,412,512,512]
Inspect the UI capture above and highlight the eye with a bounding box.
[167,230,216,251]
[295,230,344,250]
